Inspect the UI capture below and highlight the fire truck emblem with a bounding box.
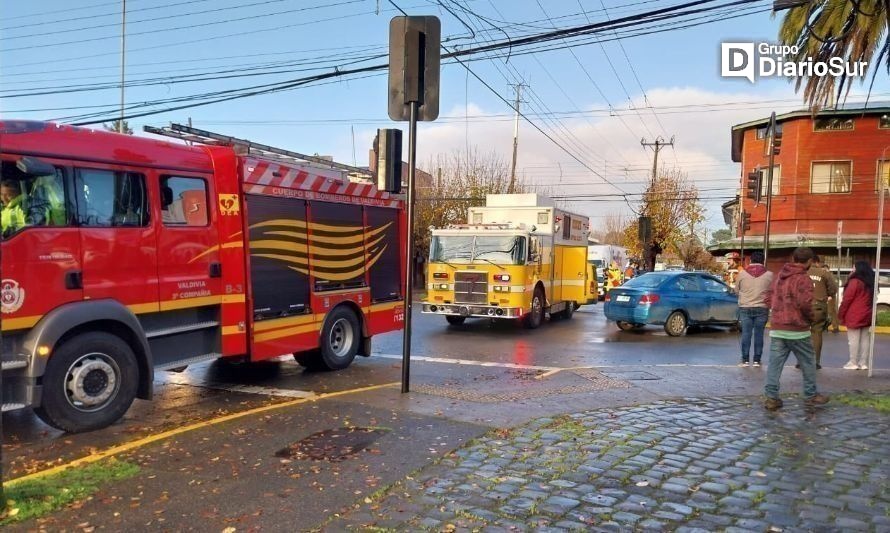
[1,279,25,314]
[218,194,240,216]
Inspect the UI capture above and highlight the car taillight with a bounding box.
[639,294,660,304]
[604,293,611,302]
[493,274,511,282]
[433,272,449,280]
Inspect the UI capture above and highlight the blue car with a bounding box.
[604,271,739,336]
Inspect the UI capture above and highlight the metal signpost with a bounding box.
[388,15,440,393]
[763,112,778,265]
[867,148,888,377]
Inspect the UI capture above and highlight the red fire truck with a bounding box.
[0,121,406,432]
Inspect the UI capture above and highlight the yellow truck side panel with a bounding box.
[559,245,588,304]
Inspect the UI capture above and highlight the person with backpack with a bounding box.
[838,260,875,370]
[763,247,829,411]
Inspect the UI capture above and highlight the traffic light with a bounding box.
[771,128,783,156]
[741,211,751,233]
[746,171,762,202]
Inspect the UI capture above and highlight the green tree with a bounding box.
[778,1,888,106]
[710,228,734,245]
[103,120,133,135]
[621,169,705,270]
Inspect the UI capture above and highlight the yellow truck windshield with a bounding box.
[431,235,526,265]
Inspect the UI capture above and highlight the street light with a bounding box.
[867,145,889,377]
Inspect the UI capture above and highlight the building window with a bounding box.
[758,165,781,197]
[879,161,890,192]
[881,115,890,129]
[811,161,852,194]
[755,123,782,139]
[813,117,854,131]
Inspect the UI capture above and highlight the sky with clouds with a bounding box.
[3,0,888,232]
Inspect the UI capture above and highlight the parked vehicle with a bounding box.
[588,244,627,298]
[604,271,739,336]
[0,121,406,432]
[422,194,595,328]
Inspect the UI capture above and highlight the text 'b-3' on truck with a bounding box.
[422,194,596,329]
[0,120,406,432]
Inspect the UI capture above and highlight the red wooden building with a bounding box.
[714,106,890,271]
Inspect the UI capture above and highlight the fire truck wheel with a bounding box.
[445,316,466,326]
[558,301,575,320]
[34,332,139,433]
[523,287,545,329]
[318,307,361,370]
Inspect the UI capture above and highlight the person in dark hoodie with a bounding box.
[735,251,773,367]
[763,247,829,411]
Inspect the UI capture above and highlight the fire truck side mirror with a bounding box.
[375,128,403,194]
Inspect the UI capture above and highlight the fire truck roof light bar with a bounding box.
[144,124,371,178]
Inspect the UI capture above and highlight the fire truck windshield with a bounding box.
[431,235,526,265]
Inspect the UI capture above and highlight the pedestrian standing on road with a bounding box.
[763,247,829,411]
[735,250,773,367]
[799,255,837,370]
[838,260,875,371]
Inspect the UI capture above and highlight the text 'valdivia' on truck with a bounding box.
[0,120,406,432]
[422,194,597,329]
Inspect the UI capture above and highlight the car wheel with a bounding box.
[616,321,636,331]
[34,332,139,433]
[523,287,545,329]
[446,315,466,326]
[664,311,687,337]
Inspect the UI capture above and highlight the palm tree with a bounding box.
[778,0,888,107]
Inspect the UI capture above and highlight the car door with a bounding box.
[670,275,707,322]
[700,275,738,322]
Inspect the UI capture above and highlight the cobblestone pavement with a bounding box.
[326,397,890,532]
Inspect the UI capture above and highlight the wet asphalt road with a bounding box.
[377,304,890,370]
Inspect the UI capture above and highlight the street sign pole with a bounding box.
[401,100,418,393]
[867,147,888,377]
[763,112,777,265]
[388,16,440,394]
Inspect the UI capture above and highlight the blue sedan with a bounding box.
[604,271,739,336]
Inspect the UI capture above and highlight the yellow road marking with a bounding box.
[3,381,399,488]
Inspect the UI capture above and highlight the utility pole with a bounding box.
[640,136,675,181]
[639,136,675,271]
[119,0,127,133]
[763,112,780,265]
[508,83,526,193]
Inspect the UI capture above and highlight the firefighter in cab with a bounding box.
[606,261,623,291]
[724,251,741,288]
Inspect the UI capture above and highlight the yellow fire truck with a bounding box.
[422,194,595,328]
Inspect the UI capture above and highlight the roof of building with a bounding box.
[730,103,890,162]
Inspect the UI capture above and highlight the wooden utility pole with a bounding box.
[639,136,675,271]
[508,83,526,193]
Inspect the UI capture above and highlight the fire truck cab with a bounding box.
[0,121,405,432]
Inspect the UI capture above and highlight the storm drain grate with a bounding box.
[275,427,389,462]
[413,369,629,403]
[599,370,661,381]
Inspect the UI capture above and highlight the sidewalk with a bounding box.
[326,396,890,531]
[6,361,890,531]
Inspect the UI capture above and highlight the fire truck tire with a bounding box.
[34,332,139,433]
[557,301,575,320]
[318,307,361,370]
[523,287,545,329]
[445,316,466,326]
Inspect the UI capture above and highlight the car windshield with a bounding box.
[430,235,526,265]
[622,273,669,289]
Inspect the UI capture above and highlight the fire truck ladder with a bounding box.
[144,123,372,179]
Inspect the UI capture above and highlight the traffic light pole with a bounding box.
[739,209,745,262]
[763,112,777,265]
